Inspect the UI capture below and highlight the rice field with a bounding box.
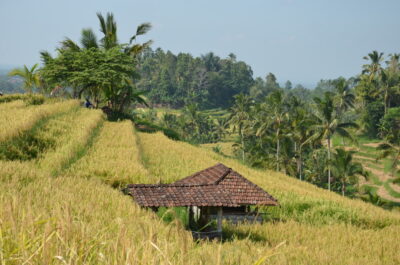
[0,98,399,264]
[137,132,400,264]
[333,135,400,203]
[0,100,79,142]
[66,120,152,186]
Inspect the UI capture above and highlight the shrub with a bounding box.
[25,94,45,105]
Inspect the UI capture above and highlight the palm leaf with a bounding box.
[60,38,80,51]
[130,23,152,43]
[81,28,98,49]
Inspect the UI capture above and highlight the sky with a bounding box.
[1,0,399,88]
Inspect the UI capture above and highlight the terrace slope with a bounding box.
[0,100,399,264]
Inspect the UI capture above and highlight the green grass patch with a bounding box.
[157,207,189,227]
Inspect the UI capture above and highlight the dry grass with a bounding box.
[1,101,400,264]
[201,142,235,157]
[66,120,152,186]
[0,176,202,265]
[36,107,104,176]
[0,100,26,111]
[0,104,202,264]
[0,100,80,142]
[137,132,400,264]
[0,105,104,181]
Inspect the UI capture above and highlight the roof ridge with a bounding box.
[214,167,232,185]
[128,182,221,188]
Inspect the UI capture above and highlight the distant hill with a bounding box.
[0,68,24,94]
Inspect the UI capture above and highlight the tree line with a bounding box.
[226,52,400,196]
[135,50,254,109]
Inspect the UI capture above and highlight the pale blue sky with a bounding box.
[1,0,399,87]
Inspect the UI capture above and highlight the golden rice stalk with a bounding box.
[37,108,104,176]
[0,100,80,142]
[67,120,151,186]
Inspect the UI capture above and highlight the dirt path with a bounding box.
[354,155,378,163]
[363,142,382,148]
[377,185,400,203]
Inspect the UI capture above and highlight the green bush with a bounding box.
[135,119,181,140]
[0,93,26,103]
[25,94,45,105]
[0,130,55,161]
[0,93,46,105]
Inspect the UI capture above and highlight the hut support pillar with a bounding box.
[188,206,195,229]
[217,207,223,232]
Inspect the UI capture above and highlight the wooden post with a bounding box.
[188,206,195,229]
[217,207,223,232]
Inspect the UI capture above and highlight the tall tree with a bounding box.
[377,107,400,177]
[333,78,355,115]
[284,80,292,90]
[40,13,151,111]
[377,142,400,178]
[309,92,358,191]
[229,94,253,161]
[265,72,279,93]
[362,50,384,80]
[8,64,40,93]
[331,148,366,196]
[288,97,314,180]
[256,90,287,172]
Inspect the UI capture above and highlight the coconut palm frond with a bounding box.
[81,28,98,49]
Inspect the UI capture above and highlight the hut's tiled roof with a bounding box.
[126,163,278,207]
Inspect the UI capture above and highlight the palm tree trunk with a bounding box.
[240,124,245,162]
[384,88,388,115]
[299,151,303,181]
[297,145,302,180]
[341,180,345,196]
[327,136,331,191]
[276,136,280,172]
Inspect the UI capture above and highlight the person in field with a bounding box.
[85,97,93,108]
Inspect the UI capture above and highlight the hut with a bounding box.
[125,163,278,239]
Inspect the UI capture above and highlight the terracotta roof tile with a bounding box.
[126,163,278,207]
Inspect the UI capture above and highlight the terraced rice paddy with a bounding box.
[0,99,399,264]
[334,137,400,204]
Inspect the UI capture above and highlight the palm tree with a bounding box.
[331,148,366,196]
[289,101,315,180]
[334,78,355,114]
[380,55,400,115]
[377,142,400,178]
[380,70,391,115]
[256,90,287,172]
[8,64,40,93]
[213,117,229,141]
[309,92,359,191]
[386,53,400,74]
[43,13,152,109]
[362,50,384,80]
[59,13,152,55]
[97,12,118,49]
[229,94,252,162]
[333,78,356,145]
